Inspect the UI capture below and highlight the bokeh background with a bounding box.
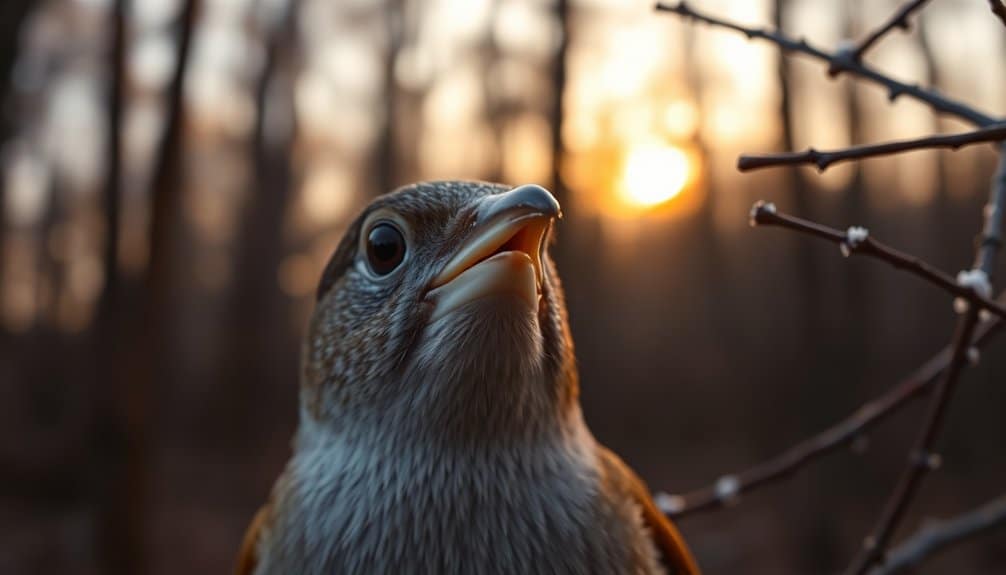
[2,0,1006,572]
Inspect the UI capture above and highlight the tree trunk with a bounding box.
[376,0,402,195]
[0,0,35,326]
[549,0,569,205]
[106,0,198,571]
[218,0,300,449]
[774,0,817,333]
[839,1,870,382]
[93,0,129,571]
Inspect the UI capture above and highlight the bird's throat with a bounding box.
[427,251,539,322]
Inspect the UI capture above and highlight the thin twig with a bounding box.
[749,204,1006,320]
[974,145,1006,278]
[657,290,1005,519]
[989,0,1006,29]
[849,0,931,62]
[738,124,1006,172]
[654,2,998,126]
[845,307,981,575]
[869,494,1006,575]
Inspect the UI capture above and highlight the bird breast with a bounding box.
[252,419,666,574]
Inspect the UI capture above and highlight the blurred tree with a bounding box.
[106,0,199,571]
[917,16,956,269]
[550,0,568,205]
[219,0,301,449]
[482,0,504,183]
[377,0,403,194]
[0,0,35,322]
[94,0,128,572]
[774,0,816,338]
[837,0,871,388]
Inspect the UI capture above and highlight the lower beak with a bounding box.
[426,185,561,321]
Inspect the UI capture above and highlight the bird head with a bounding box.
[302,181,578,440]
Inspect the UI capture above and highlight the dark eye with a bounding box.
[366,222,406,276]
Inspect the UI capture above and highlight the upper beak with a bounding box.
[426,185,561,320]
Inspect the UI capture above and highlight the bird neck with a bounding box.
[298,372,585,455]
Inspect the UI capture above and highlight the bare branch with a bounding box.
[660,5,1006,572]
[749,203,1006,320]
[869,494,1006,575]
[848,142,1006,573]
[975,146,1006,278]
[658,298,1004,519]
[988,0,1006,29]
[738,124,1006,172]
[751,197,1003,572]
[654,1,998,126]
[661,199,1006,529]
[850,0,931,62]
[846,307,981,574]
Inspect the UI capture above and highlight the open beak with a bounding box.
[426,185,561,322]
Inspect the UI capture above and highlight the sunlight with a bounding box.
[618,144,691,209]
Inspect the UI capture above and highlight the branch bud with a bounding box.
[749,200,776,227]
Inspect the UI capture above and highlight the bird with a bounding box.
[235,181,700,575]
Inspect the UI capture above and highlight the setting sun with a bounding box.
[618,145,691,208]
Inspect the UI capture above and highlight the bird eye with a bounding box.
[365,222,406,276]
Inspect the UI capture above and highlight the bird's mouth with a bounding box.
[426,185,561,322]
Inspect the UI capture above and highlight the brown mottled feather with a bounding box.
[234,504,271,575]
[597,446,702,575]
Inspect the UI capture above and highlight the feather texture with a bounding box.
[234,504,270,575]
[235,182,700,574]
[596,446,700,575]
